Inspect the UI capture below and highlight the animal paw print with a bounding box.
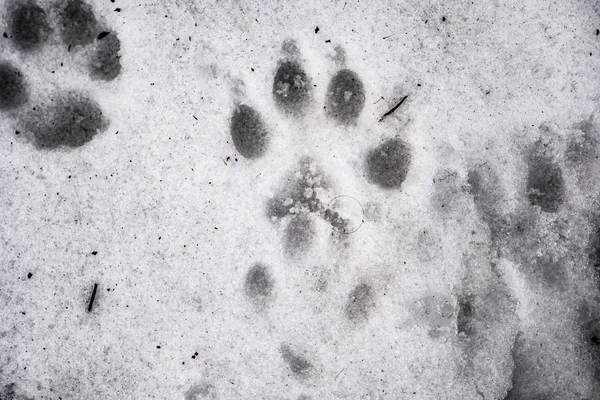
[231,40,411,255]
[0,383,33,400]
[1,0,122,149]
[465,120,600,398]
[227,39,412,390]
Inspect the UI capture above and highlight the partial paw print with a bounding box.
[226,39,412,391]
[464,119,600,398]
[1,0,122,149]
[467,122,599,292]
[412,118,600,399]
[0,383,33,400]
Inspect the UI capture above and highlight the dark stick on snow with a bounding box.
[379,95,409,122]
[88,283,98,312]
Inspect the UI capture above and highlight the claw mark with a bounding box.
[378,95,408,122]
[87,283,98,312]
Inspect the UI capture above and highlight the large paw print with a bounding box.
[226,40,412,390]
[1,0,122,149]
[231,41,411,255]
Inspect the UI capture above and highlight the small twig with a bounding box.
[438,170,458,182]
[334,367,346,381]
[87,283,98,312]
[379,95,409,122]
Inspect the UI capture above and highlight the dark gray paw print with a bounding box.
[1,0,122,149]
[227,39,413,388]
